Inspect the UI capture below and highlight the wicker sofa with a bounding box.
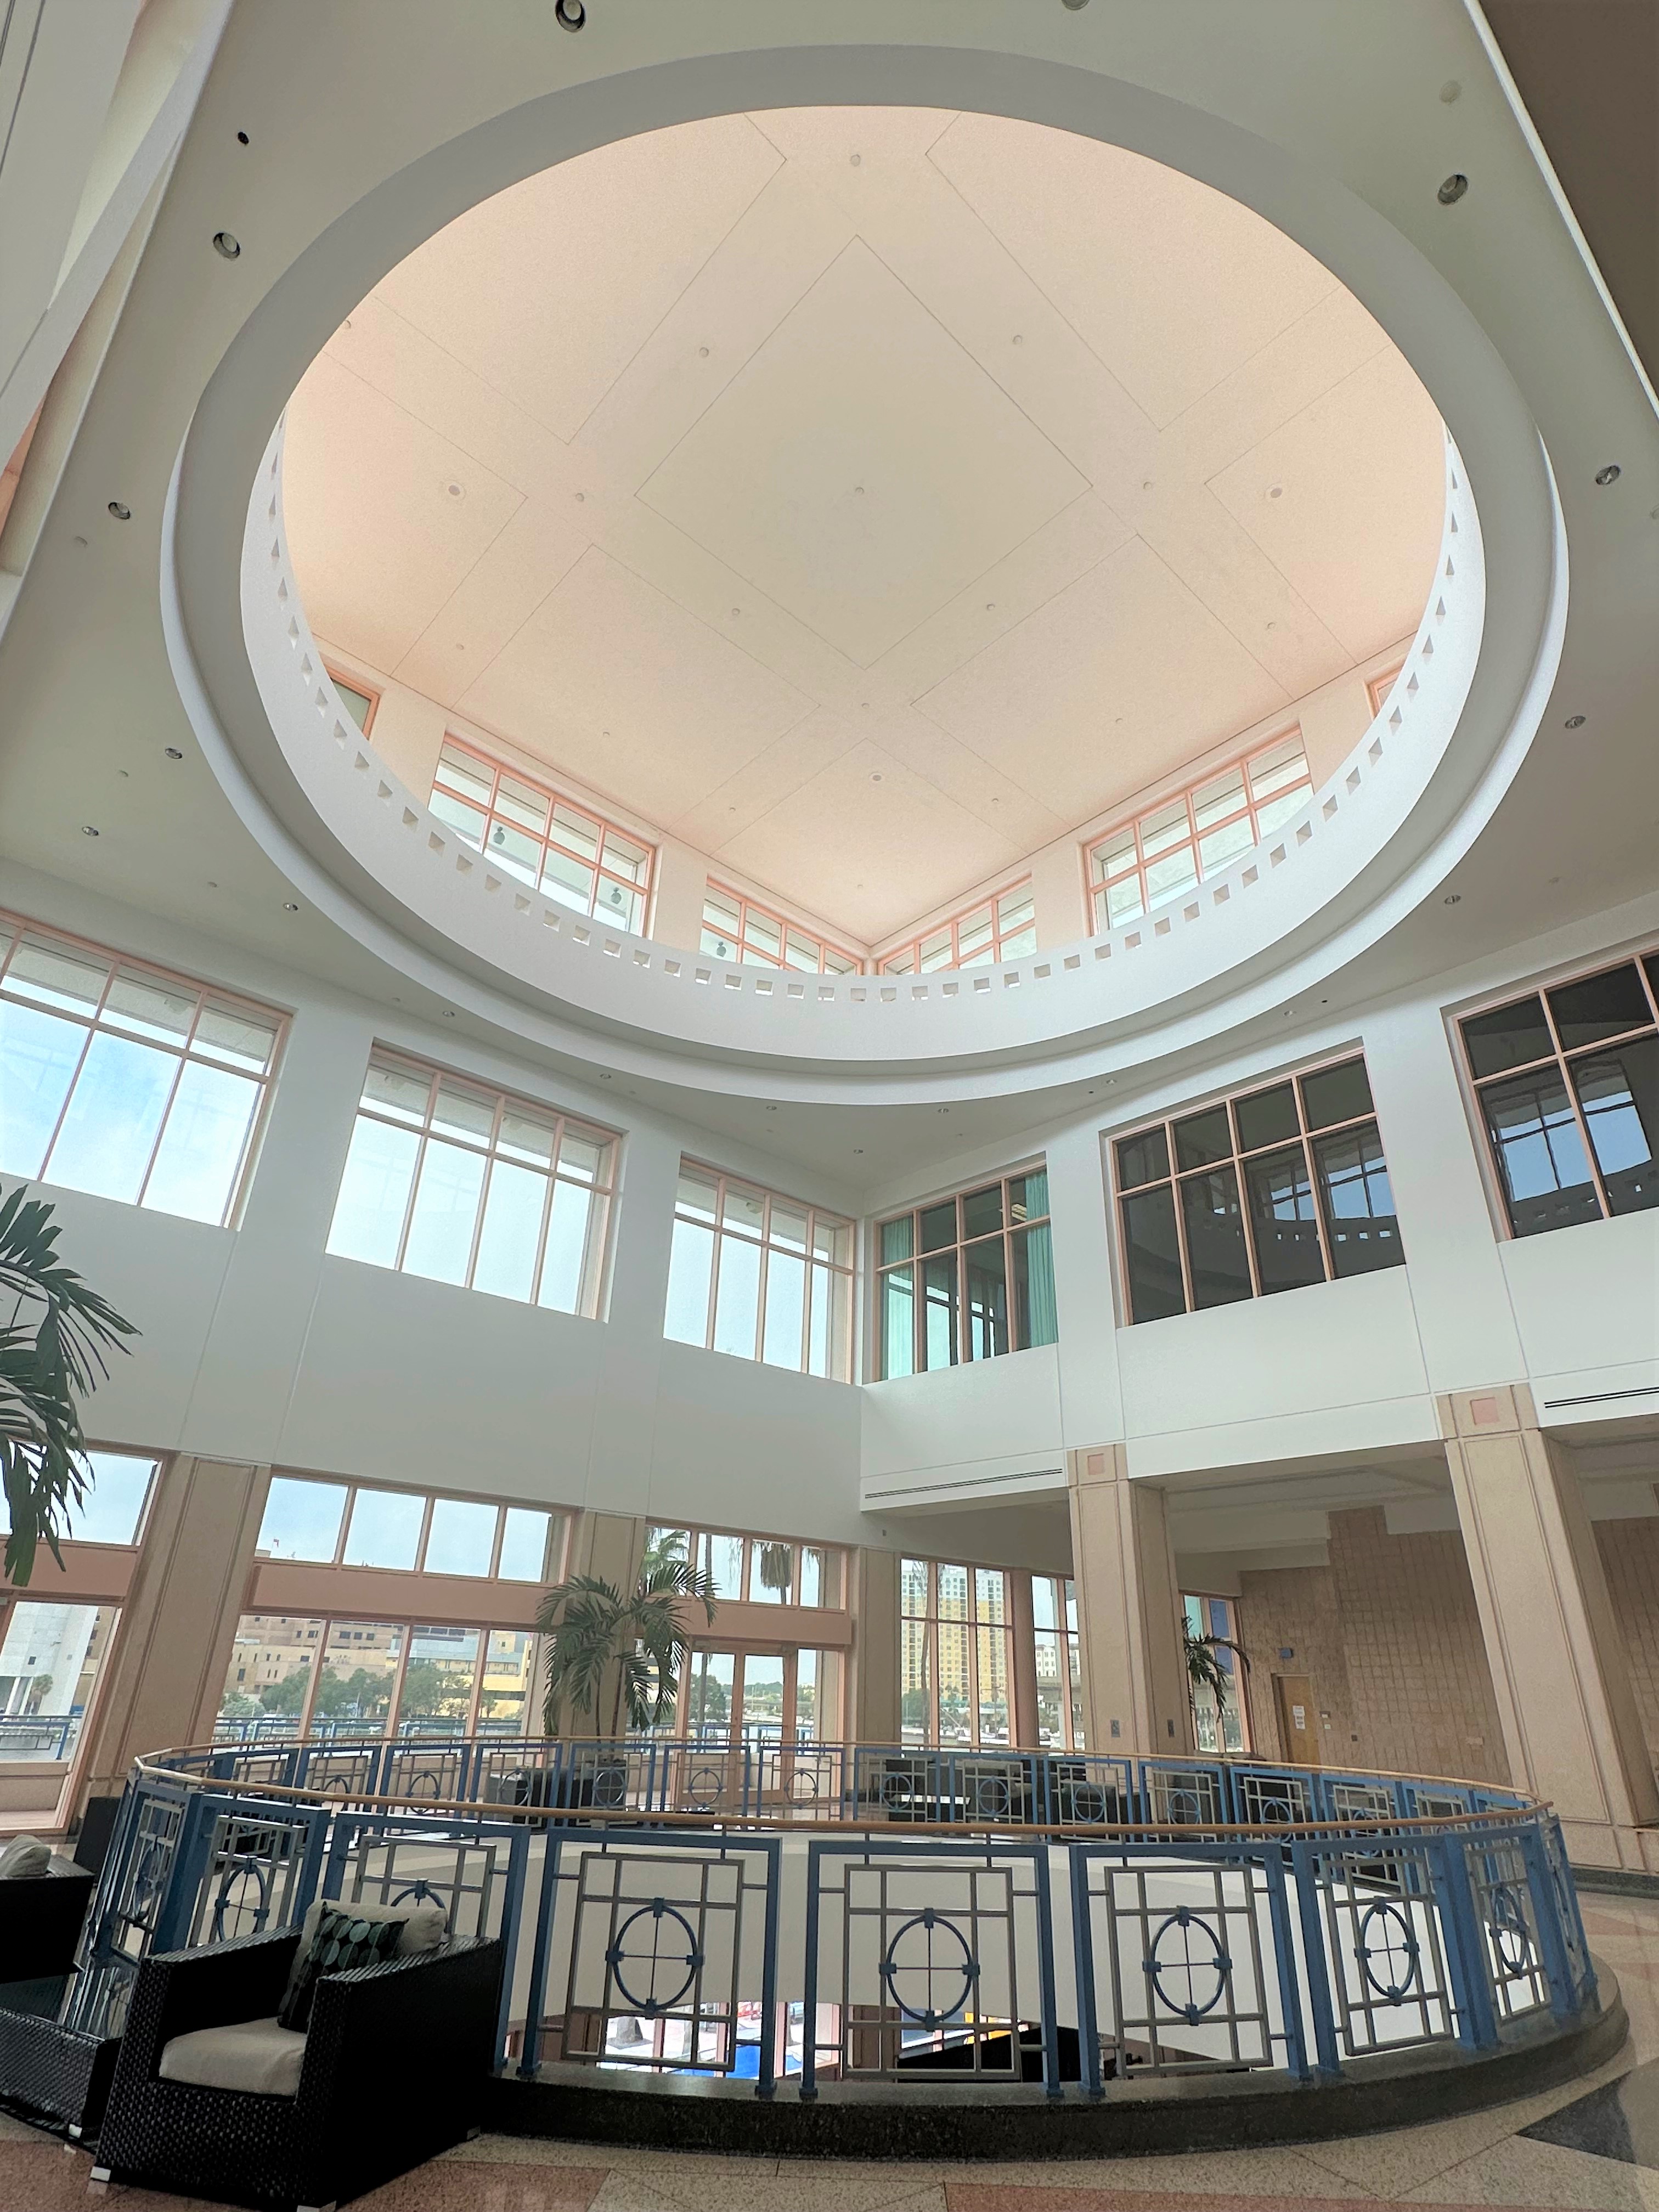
[92,1922,502,2210]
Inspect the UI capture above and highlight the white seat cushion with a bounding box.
[0,1836,50,1879]
[159,2016,307,2097]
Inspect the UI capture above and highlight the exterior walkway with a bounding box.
[8,1892,1659,2212]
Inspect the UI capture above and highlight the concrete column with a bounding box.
[76,1455,270,1810]
[1444,1385,1659,1870]
[1069,1446,1191,1756]
[849,1546,900,1745]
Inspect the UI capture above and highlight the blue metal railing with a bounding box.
[80,1734,1583,2102]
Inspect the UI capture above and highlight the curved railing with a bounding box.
[68,1734,1598,2107]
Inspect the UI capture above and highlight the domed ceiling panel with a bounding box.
[282,106,1444,946]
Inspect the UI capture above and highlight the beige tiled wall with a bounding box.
[1236,1506,1510,1785]
[1596,1517,1659,1762]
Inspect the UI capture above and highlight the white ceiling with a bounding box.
[281,107,1444,945]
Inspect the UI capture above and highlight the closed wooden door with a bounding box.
[1273,1673,1319,1765]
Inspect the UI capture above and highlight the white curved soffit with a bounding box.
[165,28,1565,1102]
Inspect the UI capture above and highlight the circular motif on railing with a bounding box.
[683,1763,727,1808]
[1488,1883,1535,1979]
[405,1767,445,1799]
[1068,1782,1108,1824]
[1163,1786,1205,1826]
[878,1908,977,2028]
[210,1855,271,1940]
[606,1899,702,2015]
[591,1763,629,1808]
[972,1774,1013,1818]
[129,1838,167,1930]
[1355,1900,1421,2002]
[1144,1906,1232,2023]
[789,1764,826,1803]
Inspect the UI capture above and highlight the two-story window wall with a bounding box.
[1086,733,1312,933]
[1031,1575,1084,1750]
[327,1052,616,1314]
[646,1523,845,1742]
[878,881,1037,975]
[429,738,654,932]
[1115,1057,1403,1324]
[645,1523,843,1610]
[664,1164,853,1379]
[1460,949,1659,1235]
[0,914,282,1225]
[901,1558,1013,1747]
[877,1169,1056,1379]
[700,885,861,976]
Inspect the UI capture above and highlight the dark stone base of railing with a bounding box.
[486,1972,1627,2160]
[1571,1863,1659,1899]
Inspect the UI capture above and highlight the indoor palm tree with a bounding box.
[0,1182,136,1585]
[536,1551,718,1736]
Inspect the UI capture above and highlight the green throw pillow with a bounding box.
[276,1905,403,2033]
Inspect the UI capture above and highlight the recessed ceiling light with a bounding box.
[698,346,709,358]
[1596,464,1621,486]
[1440,81,1460,103]
[730,607,741,618]
[283,900,299,911]
[81,825,99,837]
[1438,174,1468,205]
[1443,893,1462,905]
[447,482,464,499]
[165,747,183,759]
[870,772,883,783]
[1565,714,1586,728]
[1269,485,1283,499]
[574,490,585,503]
[1012,334,1024,346]
[853,1148,864,1155]
[212,230,241,259]
[206,880,218,890]
[849,153,862,168]
[108,501,130,521]
[555,0,585,26]
[1063,0,1092,10]
[72,534,87,547]
[985,602,995,611]
[764,1105,777,1113]
[937,1107,950,1114]
[854,484,865,496]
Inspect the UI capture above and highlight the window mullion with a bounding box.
[134,1046,193,1209]
[1537,995,1615,1221]
[704,1177,724,1352]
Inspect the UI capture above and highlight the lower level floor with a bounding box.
[4,1889,1658,2209]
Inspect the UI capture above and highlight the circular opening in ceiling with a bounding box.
[278,105,1447,974]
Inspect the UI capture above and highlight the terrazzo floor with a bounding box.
[8,1892,1659,2212]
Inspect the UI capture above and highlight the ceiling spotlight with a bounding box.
[212,230,241,259]
[108,501,130,521]
[1063,0,1091,8]
[1595,463,1622,486]
[81,825,99,837]
[236,130,249,145]
[1443,893,1462,905]
[283,900,299,912]
[165,746,183,759]
[1565,714,1586,729]
[447,481,464,499]
[870,772,883,783]
[1437,173,1468,205]
[554,0,584,26]
[1440,81,1461,103]
[936,1107,950,1115]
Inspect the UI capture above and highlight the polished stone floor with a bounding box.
[9,1892,1659,2211]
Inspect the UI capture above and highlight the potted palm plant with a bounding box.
[535,1550,718,1740]
[0,1183,135,1586]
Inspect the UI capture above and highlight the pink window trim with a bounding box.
[877,877,1036,977]
[432,735,657,924]
[702,881,865,975]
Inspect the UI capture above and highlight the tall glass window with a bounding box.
[1086,732,1312,932]
[1031,1575,1084,1751]
[328,1051,615,1314]
[0,913,281,1225]
[324,663,380,734]
[1183,1592,1249,1754]
[876,1168,1056,1379]
[1114,1056,1402,1324]
[900,1558,1013,1747]
[644,1523,842,1611]
[878,881,1037,975]
[664,1164,853,1379]
[701,884,862,976]
[217,1613,541,1742]
[1460,952,1659,1235]
[428,737,654,932]
[0,1600,120,1764]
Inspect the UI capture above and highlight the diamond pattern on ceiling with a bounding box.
[283,108,1443,945]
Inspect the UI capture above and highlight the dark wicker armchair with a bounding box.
[0,1856,109,2138]
[93,1925,502,2211]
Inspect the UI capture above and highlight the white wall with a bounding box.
[5,858,1659,1572]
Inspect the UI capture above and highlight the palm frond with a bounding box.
[0,1184,134,1586]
